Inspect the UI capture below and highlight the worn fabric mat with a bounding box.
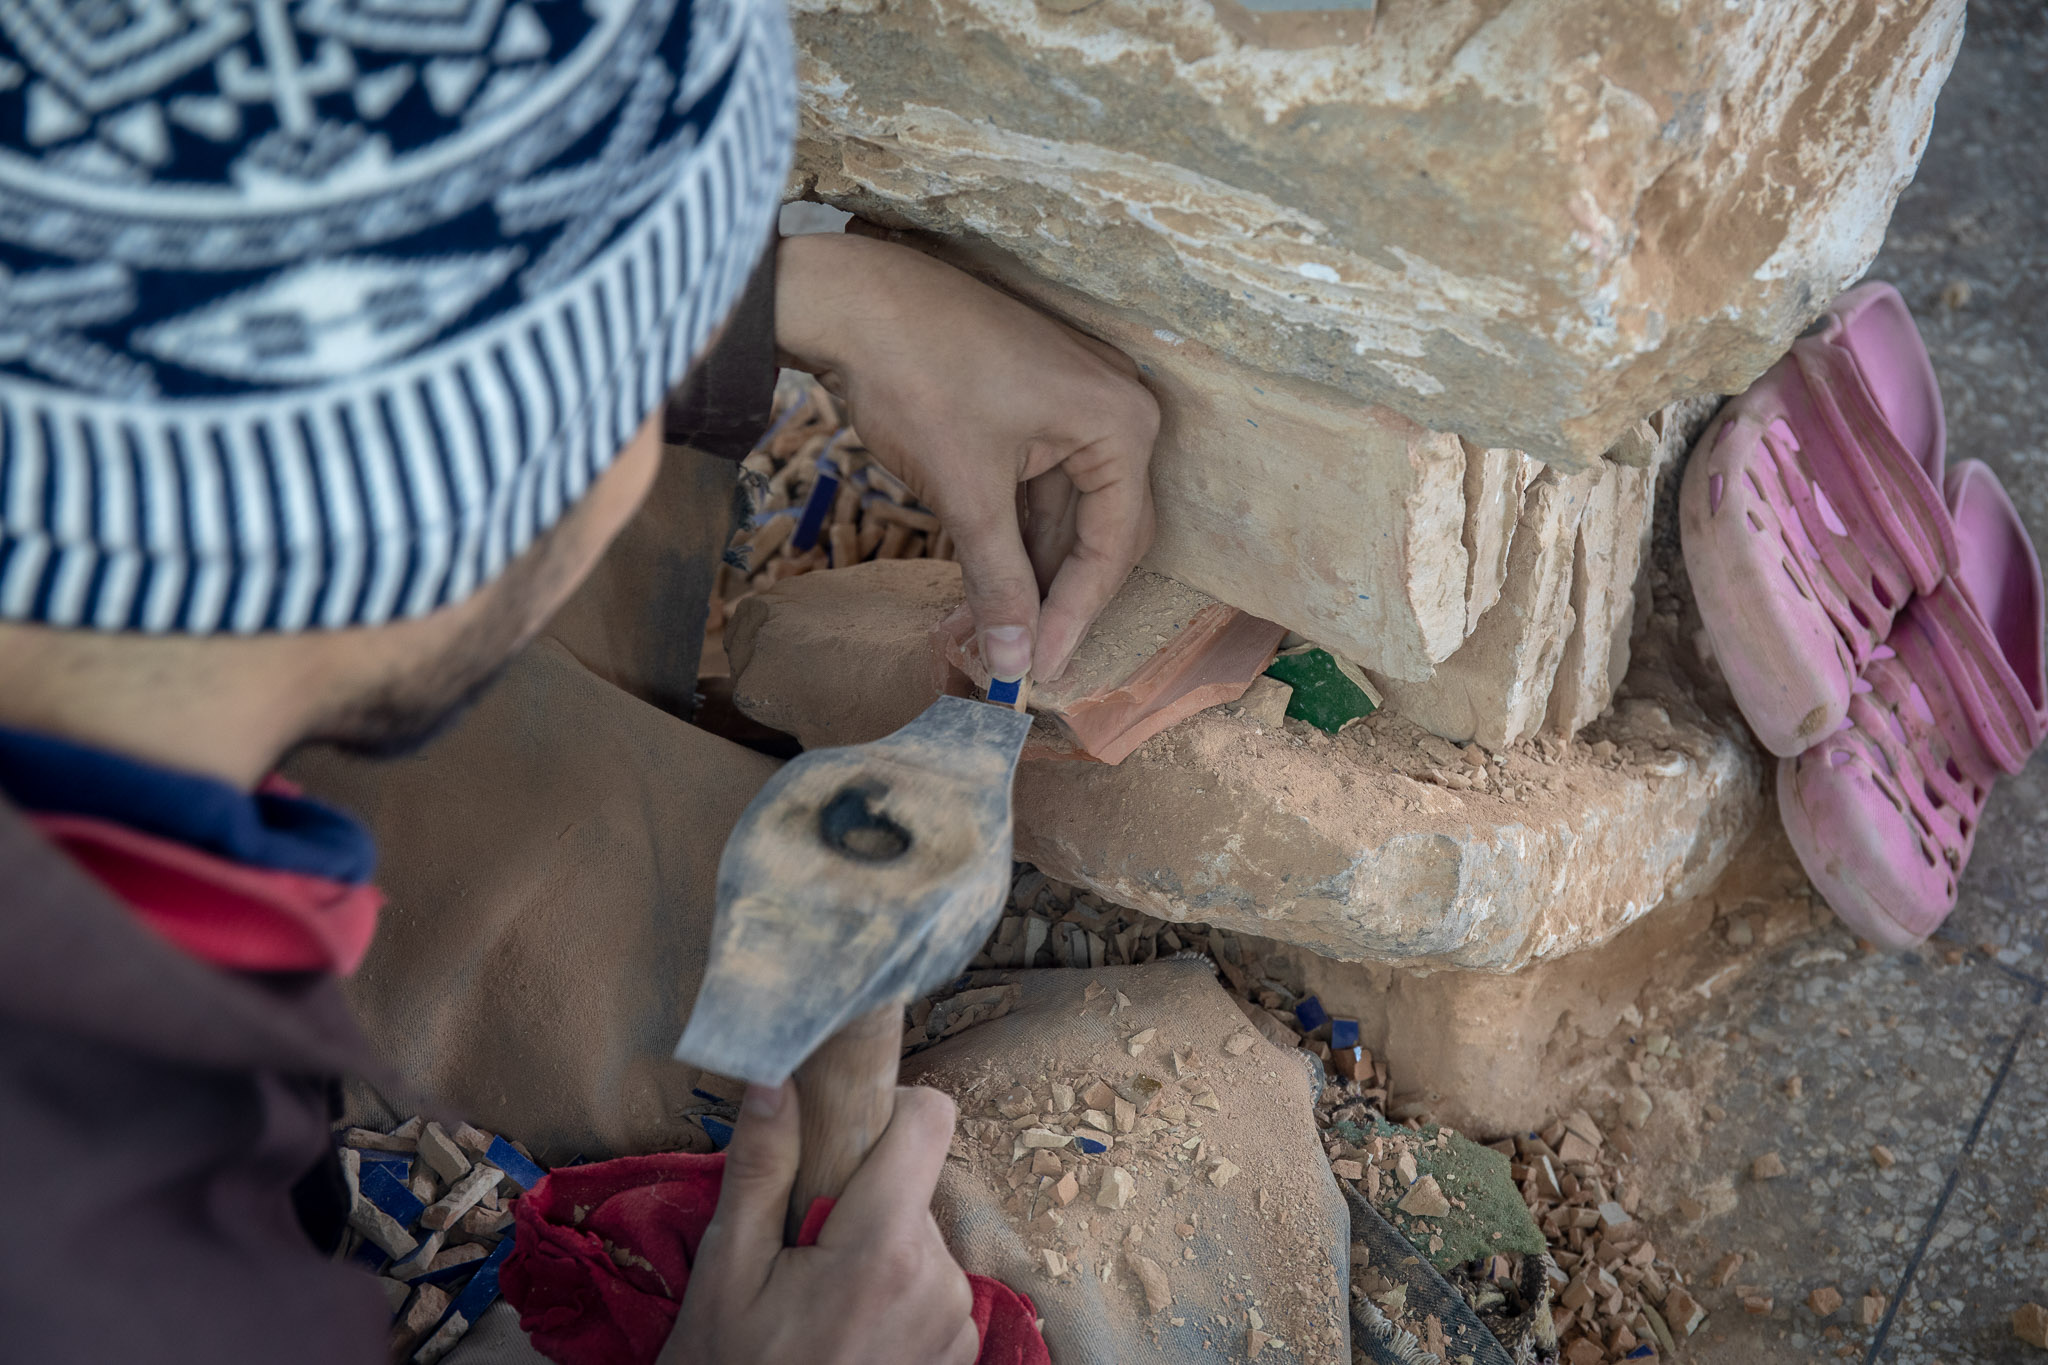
[545,443,743,722]
[1345,1187,1516,1365]
[907,961,1352,1365]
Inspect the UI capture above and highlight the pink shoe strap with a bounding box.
[1841,681,1970,867]
[1792,338,1957,594]
[1757,418,1899,669]
[1896,580,2047,776]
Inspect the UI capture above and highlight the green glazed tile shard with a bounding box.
[1264,646,1379,733]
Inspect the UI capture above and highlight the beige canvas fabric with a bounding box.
[546,443,741,720]
[290,637,780,1163]
[907,962,1351,1365]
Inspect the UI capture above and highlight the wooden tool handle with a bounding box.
[786,1002,902,1245]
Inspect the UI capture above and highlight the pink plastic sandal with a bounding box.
[1681,282,1957,756]
[1778,460,2048,949]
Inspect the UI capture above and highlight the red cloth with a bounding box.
[501,1152,1049,1365]
[30,813,383,974]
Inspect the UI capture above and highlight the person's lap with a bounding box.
[290,635,781,1162]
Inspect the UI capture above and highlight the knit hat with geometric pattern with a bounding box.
[0,0,791,632]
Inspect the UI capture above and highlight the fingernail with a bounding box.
[982,625,1031,682]
[742,1082,784,1118]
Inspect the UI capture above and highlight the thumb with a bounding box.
[694,1081,801,1294]
[947,498,1043,685]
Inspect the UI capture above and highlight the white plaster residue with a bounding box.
[931,0,1544,123]
[800,87,1530,366]
[1152,328,1185,346]
[1384,247,1520,313]
[1751,9,1963,284]
[1371,359,1446,396]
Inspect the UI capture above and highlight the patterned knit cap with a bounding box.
[0,0,791,632]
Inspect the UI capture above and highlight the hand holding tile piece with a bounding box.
[940,568,1286,763]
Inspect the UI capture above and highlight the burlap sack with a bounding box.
[296,641,1352,1363]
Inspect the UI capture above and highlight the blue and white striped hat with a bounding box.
[0,0,792,632]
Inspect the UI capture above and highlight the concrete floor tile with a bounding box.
[1938,757,2048,978]
[1662,935,2025,1365]
[1867,1002,2048,1365]
[1567,7,2048,1362]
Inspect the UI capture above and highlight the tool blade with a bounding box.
[674,696,1032,1084]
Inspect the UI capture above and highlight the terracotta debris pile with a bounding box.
[1319,1082,1710,1362]
[1502,1110,1707,1363]
[335,1117,546,1363]
[1314,1088,1557,1359]
[937,863,1721,1362]
[706,377,951,669]
[944,866,1390,1113]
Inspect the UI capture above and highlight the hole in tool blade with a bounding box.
[819,783,913,863]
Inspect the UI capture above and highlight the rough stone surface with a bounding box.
[874,240,1679,724]
[1545,464,1648,740]
[725,553,1763,969]
[1373,397,1715,745]
[724,558,963,748]
[1374,466,1590,748]
[935,250,1472,682]
[1011,701,1759,970]
[1460,442,1538,640]
[1274,852,1812,1136]
[793,0,1964,464]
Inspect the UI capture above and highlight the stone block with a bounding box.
[1011,705,1759,970]
[879,246,1677,724]
[725,553,1764,969]
[1460,442,1538,640]
[725,558,963,749]
[792,0,1963,464]
[1376,397,1717,745]
[1545,464,1650,741]
[933,251,1472,681]
[1279,822,1824,1134]
[1374,466,1593,749]
[1544,398,1721,738]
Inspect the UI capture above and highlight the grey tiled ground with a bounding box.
[1669,934,2032,1364]
[1896,1009,2048,1362]
[1653,6,2048,1362]
[1871,1,2048,552]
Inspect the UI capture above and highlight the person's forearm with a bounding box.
[762,227,1158,682]
[773,233,935,386]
